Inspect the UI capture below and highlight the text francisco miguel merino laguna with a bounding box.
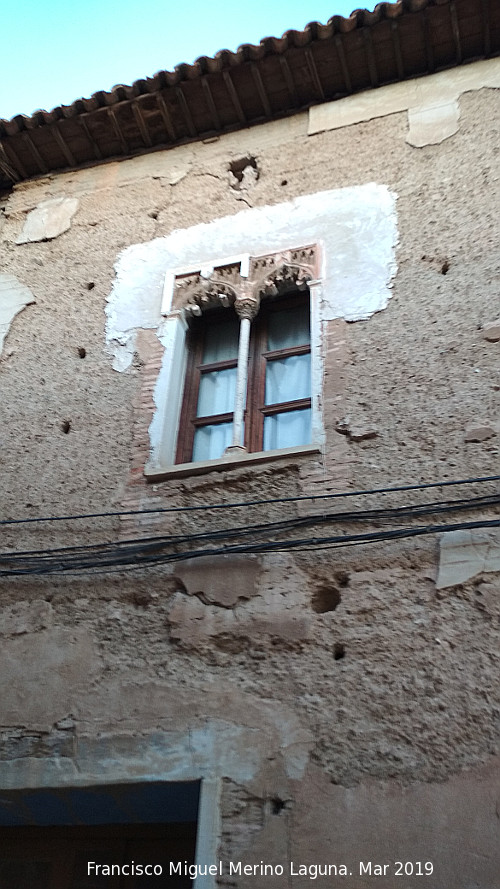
[88,859,435,878]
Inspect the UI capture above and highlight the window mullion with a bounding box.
[229,316,251,449]
[228,293,260,452]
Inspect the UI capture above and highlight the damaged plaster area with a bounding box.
[106,184,398,371]
[15,196,79,244]
[309,57,500,147]
[436,529,500,589]
[0,274,36,356]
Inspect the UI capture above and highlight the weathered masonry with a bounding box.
[1,2,500,887]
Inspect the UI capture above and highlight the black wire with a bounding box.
[1,474,499,526]
[2,491,500,562]
[1,489,500,576]
[1,516,499,577]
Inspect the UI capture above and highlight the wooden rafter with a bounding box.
[222,71,246,123]
[0,141,24,180]
[155,93,177,142]
[449,1,462,64]
[335,35,352,94]
[176,87,197,137]
[279,57,299,105]
[107,108,129,154]
[131,102,153,147]
[305,49,325,101]
[251,65,272,117]
[363,28,379,88]
[201,77,221,130]
[22,132,49,174]
[391,20,405,80]
[78,116,103,160]
[51,123,77,167]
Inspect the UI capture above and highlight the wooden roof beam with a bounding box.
[222,71,246,123]
[251,65,272,117]
[52,123,77,167]
[422,8,435,73]
[279,57,299,105]
[363,28,379,88]
[201,77,221,130]
[391,20,405,80]
[305,49,325,101]
[78,116,103,160]
[0,145,21,182]
[131,102,153,147]
[155,93,177,142]
[481,0,491,56]
[335,34,352,94]
[176,87,197,137]
[449,1,463,64]
[107,108,129,155]
[22,132,49,174]
[0,141,25,180]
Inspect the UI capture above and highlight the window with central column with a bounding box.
[175,291,312,465]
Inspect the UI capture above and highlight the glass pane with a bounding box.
[197,367,236,417]
[193,422,233,461]
[267,302,310,351]
[265,353,310,405]
[202,316,239,363]
[263,408,311,451]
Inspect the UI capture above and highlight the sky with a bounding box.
[0,0,377,121]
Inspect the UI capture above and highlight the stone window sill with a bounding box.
[144,443,322,482]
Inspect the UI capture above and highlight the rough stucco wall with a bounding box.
[1,80,500,885]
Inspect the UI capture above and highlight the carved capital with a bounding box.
[234,295,260,321]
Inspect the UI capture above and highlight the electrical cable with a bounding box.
[1,490,499,576]
[1,473,499,526]
[1,516,499,576]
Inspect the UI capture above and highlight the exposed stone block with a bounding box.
[482,320,500,342]
[464,423,496,442]
[0,273,36,357]
[436,529,500,588]
[16,197,79,244]
[174,555,261,607]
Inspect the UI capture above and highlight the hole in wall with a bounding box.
[228,156,259,190]
[281,179,288,186]
[149,210,159,219]
[77,347,86,358]
[61,420,71,434]
[335,570,350,587]
[333,643,345,661]
[86,282,95,290]
[312,586,341,613]
[441,260,450,275]
[270,797,286,815]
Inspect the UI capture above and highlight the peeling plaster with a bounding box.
[16,196,79,244]
[308,57,500,147]
[436,529,500,589]
[106,184,398,371]
[0,273,36,356]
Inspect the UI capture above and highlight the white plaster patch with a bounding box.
[407,101,460,148]
[436,529,500,589]
[106,184,398,371]
[309,57,500,148]
[0,273,36,356]
[16,196,79,244]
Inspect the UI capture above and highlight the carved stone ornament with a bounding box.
[171,246,318,319]
[173,262,241,316]
[250,246,318,300]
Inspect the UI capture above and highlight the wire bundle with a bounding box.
[1,476,499,577]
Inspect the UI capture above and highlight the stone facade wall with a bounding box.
[0,70,499,886]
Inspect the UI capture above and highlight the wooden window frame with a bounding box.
[176,291,311,465]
